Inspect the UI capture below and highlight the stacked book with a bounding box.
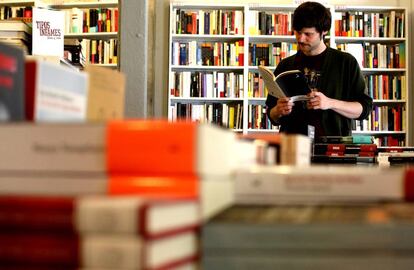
[202,165,414,269]
[377,146,414,167]
[312,135,377,164]
[0,20,32,54]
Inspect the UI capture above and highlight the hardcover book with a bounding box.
[0,195,200,238]
[0,42,25,121]
[258,66,311,101]
[0,230,198,269]
[25,59,89,122]
[234,165,414,204]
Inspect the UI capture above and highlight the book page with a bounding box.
[258,66,286,98]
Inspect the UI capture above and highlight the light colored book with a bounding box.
[25,59,89,122]
[258,66,311,102]
[234,165,413,204]
[0,20,32,33]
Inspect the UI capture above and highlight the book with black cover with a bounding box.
[0,42,25,121]
[258,66,311,102]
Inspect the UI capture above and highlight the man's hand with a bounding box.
[306,90,363,119]
[307,91,332,110]
[270,97,294,121]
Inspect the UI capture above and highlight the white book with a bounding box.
[26,59,89,122]
[235,165,412,204]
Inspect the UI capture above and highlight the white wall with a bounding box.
[152,0,413,143]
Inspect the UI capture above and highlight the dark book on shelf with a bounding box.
[0,42,25,121]
[258,66,311,102]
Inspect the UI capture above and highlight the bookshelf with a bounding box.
[167,3,411,146]
[48,0,119,69]
[333,6,409,146]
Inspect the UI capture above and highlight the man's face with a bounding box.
[294,27,326,56]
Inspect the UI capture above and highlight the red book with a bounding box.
[325,151,345,157]
[0,195,200,238]
[238,40,244,66]
[360,144,378,152]
[107,120,239,176]
[0,231,199,269]
[108,174,199,199]
[326,144,346,152]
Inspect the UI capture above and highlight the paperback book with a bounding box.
[258,66,311,102]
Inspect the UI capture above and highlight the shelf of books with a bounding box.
[168,3,246,132]
[168,3,410,143]
[48,0,119,69]
[333,6,409,146]
[0,0,33,54]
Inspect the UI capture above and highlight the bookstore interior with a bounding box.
[1,0,414,269]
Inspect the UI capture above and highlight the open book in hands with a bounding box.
[258,66,312,102]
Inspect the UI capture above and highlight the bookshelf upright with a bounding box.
[333,6,409,146]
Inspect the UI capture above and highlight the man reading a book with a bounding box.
[266,1,372,137]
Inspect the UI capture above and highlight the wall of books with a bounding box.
[167,3,410,146]
[48,0,119,69]
[0,0,119,69]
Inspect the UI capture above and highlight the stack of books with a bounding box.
[0,195,200,269]
[202,165,414,269]
[312,135,377,164]
[0,119,258,268]
[0,20,32,54]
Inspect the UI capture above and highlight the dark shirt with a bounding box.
[266,47,373,137]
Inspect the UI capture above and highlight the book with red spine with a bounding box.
[0,230,199,270]
[0,195,200,238]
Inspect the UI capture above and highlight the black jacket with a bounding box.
[265,47,372,136]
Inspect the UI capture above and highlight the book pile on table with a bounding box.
[0,118,260,269]
[312,135,377,164]
[202,165,414,270]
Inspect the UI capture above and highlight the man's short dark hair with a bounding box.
[292,1,331,34]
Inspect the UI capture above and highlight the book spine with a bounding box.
[0,123,106,173]
[0,233,142,269]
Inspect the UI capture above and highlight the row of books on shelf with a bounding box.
[353,105,405,132]
[170,71,244,98]
[169,70,406,103]
[249,42,297,67]
[171,8,406,38]
[64,7,118,34]
[365,74,405,100]
[374,135,405,146]
[334,10,405,38]
[337,42,405,69]
[0,5,32,20]
[249,11,292,36]
[170,102,244,130]
[172,8,244,35]
[247,104,275,130]
[171,40,245,66]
